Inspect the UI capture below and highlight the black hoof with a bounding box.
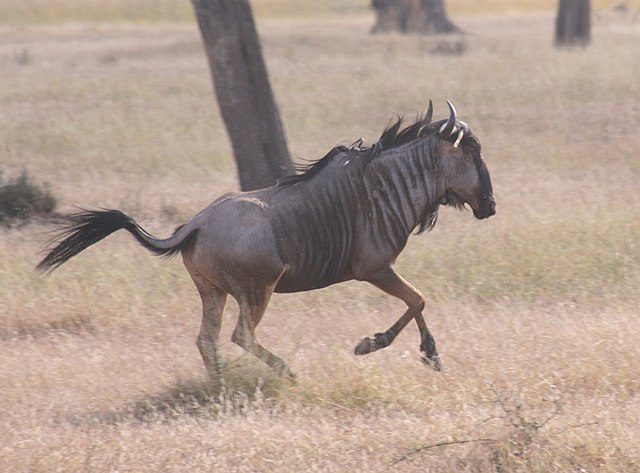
[354,333,389,356]
[421,353,443,372]
[278,365,297,382]
[354,337,376,356]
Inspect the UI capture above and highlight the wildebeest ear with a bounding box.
[439,100,457,136]
[350,138,364,150]
[452,130,464,148]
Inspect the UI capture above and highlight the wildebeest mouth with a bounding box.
[472,196,496,220]
[473,209,493,219]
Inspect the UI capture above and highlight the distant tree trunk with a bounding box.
[422,0,459,33]
[555,0,591,46]
[371,0,459,34]
[371,0,409,33]
[191,0,292,191]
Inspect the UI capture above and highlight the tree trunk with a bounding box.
[371,0,459,34]
[422,0,458,34]
[555,0,591,46]
[191,0,292,191]
[371,0,412,33]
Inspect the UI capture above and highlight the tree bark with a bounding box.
[371,0,459,34]
[191,0,292,191]
[422,0,458,34]
[555,0,591,46]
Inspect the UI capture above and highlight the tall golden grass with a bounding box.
[1,7,639,472]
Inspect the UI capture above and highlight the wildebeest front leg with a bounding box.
[355,267,441,371]
[414,313,441,370]
[231,284,296,380]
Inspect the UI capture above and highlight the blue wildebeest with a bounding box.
[38,101,495,382]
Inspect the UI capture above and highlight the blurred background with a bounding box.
[1,1,639,471]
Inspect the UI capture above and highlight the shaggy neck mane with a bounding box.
[278,113,443,188]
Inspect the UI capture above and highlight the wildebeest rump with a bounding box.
[38,101,495,381]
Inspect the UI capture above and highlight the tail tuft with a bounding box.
[37,209,133,272]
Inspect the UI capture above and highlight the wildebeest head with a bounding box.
[436,101,496,220]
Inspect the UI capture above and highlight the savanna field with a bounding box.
[1,1,640,471]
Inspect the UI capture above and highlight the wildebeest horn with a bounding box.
[439,100,457,136]
[418,100,435,137]
[425,100,434,124]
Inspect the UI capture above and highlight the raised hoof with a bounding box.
[354,336,376,356]
[421,353,443,372]
[354,332,388,356]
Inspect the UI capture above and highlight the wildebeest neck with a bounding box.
[268,136,444,292]
[363,136,444,243]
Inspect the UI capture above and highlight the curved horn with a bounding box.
[425,99,434,124]
[440,100,458,135]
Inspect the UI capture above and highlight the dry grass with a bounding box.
[1,8,640,473]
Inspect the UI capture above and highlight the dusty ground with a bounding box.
[1,5,640,472]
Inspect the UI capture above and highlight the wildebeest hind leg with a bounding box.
[231,284,295,380]
[195,283,228,385]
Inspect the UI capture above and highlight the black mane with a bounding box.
[278,113,444,188]
[277,146,349,187]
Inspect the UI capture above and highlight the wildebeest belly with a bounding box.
[274,264,353,293]
[267,187,358,292]
[271,228,354,293]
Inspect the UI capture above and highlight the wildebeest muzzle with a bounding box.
[473,194,496,219]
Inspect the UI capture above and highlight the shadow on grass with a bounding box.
[69,361,293,426]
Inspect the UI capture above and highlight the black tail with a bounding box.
[37,209,198,272]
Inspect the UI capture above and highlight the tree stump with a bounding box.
[555,0,591,46]
[371,0,460,34]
